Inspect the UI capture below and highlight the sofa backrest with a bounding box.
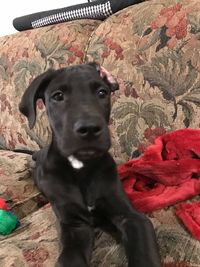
[0,0,200,163]
[0,20,100,151]
[86,0,200,161]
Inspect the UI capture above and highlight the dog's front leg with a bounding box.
[112,212,161,267]
[56,222,94,267]
[100,180,161,267]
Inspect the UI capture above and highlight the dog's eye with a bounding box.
[52,92,64,101]
[97,88,108,99]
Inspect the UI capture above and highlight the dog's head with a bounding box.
[19,63,118,161]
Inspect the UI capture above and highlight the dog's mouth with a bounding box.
[74,148,103,160]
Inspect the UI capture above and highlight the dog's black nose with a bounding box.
[74,120,102,139]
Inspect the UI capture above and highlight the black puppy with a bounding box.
[19,63,161,267]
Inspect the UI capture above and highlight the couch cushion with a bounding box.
[0,150,47,219]
[86,0,200,161]
[92,207,200,267]
[1,202,200,267]
[0,20,100,151]
[0,204,58,267]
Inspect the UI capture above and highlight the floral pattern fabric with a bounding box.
[0,20,100,151]
[0,204,58,267]
[86,0,200,161]
[0,151,46,219]
[0,0,200,266]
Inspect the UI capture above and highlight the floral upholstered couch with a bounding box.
[0,0,200,266]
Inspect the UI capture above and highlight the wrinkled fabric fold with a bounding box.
[118,129,200,239]
[176,201,200,241]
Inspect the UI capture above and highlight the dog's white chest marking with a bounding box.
[87,205,95,212]
[68,155,84,169]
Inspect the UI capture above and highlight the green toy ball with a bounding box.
[0,209,18,235]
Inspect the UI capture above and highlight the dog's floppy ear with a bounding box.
[88,62,119,92]
[19,69,55,129]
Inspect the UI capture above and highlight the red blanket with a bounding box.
[176,201,200,240]
[118,129,200,240]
